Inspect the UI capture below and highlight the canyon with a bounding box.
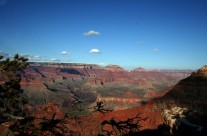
[1,62,207,136]
[17,62,193,111]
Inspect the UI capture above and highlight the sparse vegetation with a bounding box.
[89,100,113,114]
[1,54,206,136]
[9,104,73,136]
[98,113,147,136]
[0,54,28,123]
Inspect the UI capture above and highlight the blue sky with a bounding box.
[0,0,207,70]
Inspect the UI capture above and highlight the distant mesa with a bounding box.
[132,67,145,72]
[105,64,122,68]
[105,64,125,72]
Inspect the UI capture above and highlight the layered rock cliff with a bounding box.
[5,62,193,110]
[157,65,207,114]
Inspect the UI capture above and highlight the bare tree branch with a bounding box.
[98,113,148,136]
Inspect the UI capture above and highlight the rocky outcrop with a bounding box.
[190,65,207,80]
[197,65,207,76]
[132,67,145,72]
[157,65,207,114]
[162,106,204,135]
[105,64,125,72]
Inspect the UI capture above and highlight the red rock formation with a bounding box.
[64,102,163,135]
[156,65,207,114]
[20,63,192,88]
[133,67,145,72]
[0,102,164,136]
[197,65,207,76]
[0,62,193,110]
[33,103,65,120]
[105,64,125,72]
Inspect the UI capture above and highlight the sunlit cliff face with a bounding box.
[9,63,192,111]
[197,65,207,76]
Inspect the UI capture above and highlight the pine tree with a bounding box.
[0,54,28,122]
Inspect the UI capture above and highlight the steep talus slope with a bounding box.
[157,65,207,114]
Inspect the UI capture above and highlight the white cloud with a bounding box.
[0,51,9,57]
[20,54,30,58]
[20,54,42,61]
[61,51,70,55]
[84,30,100,36]
[153,48,159,51]
[49,58,59,62]
[98,62,106,66]
[89,49,101,54]
[28,56,59,62]
[32,55,41,60]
